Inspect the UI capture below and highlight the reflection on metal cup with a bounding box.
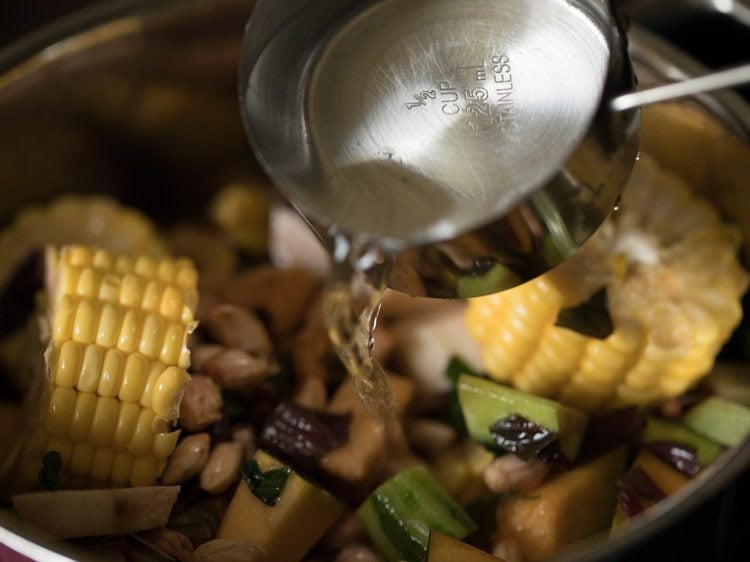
[240,0,640,297]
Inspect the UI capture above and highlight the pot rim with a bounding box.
[0,1,748,561]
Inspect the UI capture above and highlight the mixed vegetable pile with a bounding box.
[1,147,750,562]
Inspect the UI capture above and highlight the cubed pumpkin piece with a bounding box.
[217,450,344,562]
[320,373,414,488]
[497,447,626,560]
[428,531,506,562]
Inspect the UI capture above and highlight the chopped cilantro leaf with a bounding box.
[240,459,292,506]
[38,450,62,491]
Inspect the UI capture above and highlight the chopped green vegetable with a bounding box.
[457,374,588,461]
[444,357,476,434]
[683,396,750,447]
[642,416,722,466]
[38,451,62,491]
[358,465,476,562]
[555,287,613,339]
[239,459,292,507]
[456,264,521,298]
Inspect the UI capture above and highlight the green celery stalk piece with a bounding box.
[642,416,723,466]
[357,465,476,562]
[683,396,750,448]
[456,374,588,461]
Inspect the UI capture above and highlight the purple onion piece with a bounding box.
[647,441,700,477]
[489,414,558,460]
[260,402,351,470]
[580,406,647,460]
[617,480,645,519]
[537,442,572,469]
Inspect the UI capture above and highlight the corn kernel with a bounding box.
[139,314,166,359]
[128,409,156,456]
[77,344,104,393]
[176,266,198,291]
[45,387,76,438]
[159,323,185,365]
[72,298,101,344]
[111,402,140,450]
[69,443,94,476]
[151,366,190,419]
[120,273,145,308]
[59,265,81,297]
[54,340,83,388]
[90,448,114,482]
[157,260,177,283]
[53,295,77,341]
[76,268,101,298]
[152,430,181,460]
[97,348,125,398]
[88,397,119,448]
[134,256,157,277]
[118,308,143,354]
[110,451,134,485]
[114,255,134,275]
[159,286,184,322]
[96,303,123,348]
[98,273,121,302]
[182,295,198,324]
[119,352,149,403]
[68,392,96,443]
[140,362,165,409]
[130,454,159,487]
[68,246,94,267]
[142,280,163,313]
[92,248,114,270]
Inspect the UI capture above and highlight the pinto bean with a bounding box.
[203,347,272,390]
[193,539,270,562]
[161,433,211,485]
[203,304,273,356]
[180,375,223,431]
[199,441,244,495]
[140,528,194,562]
[483,454,550,494]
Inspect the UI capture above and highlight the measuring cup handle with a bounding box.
[610,62,750,111]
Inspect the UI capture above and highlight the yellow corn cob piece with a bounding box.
[466,154,748,412]
[0,196,164,295]
[14,244,197,490]
[210,181,270,255]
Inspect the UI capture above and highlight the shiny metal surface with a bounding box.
[241,0,639,297]
[610,62,750,111]
[0,1,748,560]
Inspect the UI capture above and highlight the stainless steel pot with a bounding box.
[0,0,747,560]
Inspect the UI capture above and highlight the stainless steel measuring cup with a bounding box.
[239,0,641,298]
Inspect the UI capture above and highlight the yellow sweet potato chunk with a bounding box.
[428,531,506,562]
[216,450,344,562]
[497,447,627,560]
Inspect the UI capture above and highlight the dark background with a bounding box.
[0,1,748,561]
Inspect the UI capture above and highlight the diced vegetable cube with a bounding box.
[358,465,476,562]
[428,530,504,562]
[682,396,750,447]
[457,374,588,460]
[496,447,626,560]
[217,450,344,562]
